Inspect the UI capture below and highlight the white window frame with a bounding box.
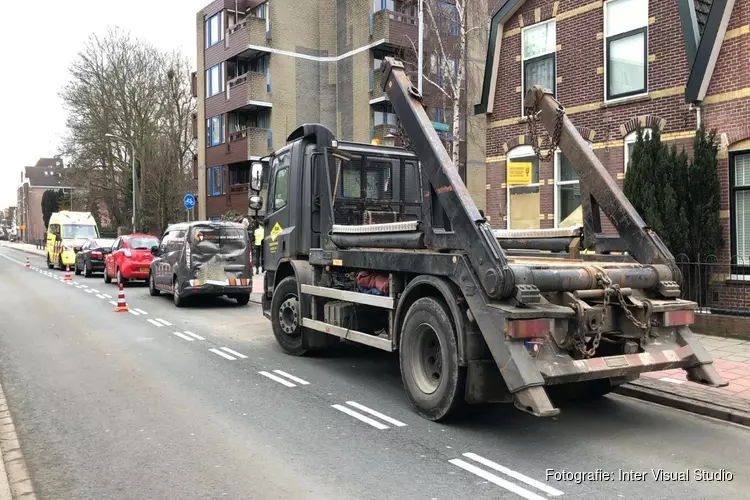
[506,145,541,230]
[520,20,556,118]
[623,128,652,173]
[731,150,750,278]
[206,12,224,48]
[553,150,582,228]
[206,63,224,98]
[604,0,649,103]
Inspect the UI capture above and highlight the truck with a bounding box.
[251,57,725,421]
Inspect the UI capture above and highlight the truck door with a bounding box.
[264,148,293,274]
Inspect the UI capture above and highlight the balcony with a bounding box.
[228,126,273,157]
[205,15,268,69]
[227,70,270,108]
[370,9,418,49]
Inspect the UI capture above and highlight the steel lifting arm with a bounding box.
[524,86,679,277]
[381,57,515,299]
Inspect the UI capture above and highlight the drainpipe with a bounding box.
[689,103,702,130]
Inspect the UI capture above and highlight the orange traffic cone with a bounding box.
[114,283,129,312]
[25,257,30,269]
[64,266,72,281]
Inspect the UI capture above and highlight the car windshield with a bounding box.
[130,237,159,250]
[62,224,98,239]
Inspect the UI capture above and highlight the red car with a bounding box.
[104,234,161,286]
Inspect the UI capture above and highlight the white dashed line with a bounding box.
[147,319,164,327]
[154,318,172,326]
[128,310,141,316]
[461,453,564,496]
[96,294,106,299]
[183,331,205,340]
[209,348,236,360]
[219,347,247,359]
[90,289,100,294]
[344,401,406,427]
[85,289,94,294]
[331,404,389,430]
[79,284,88,288]
[172,331,195,342]
[259,371,297,387]
[449,455,563,500]
[272,370,310,385]
[75,285,82,289]
[109,301,118,306]
[134,308,148,315]
[103,294,112,299]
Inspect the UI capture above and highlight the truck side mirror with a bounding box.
[150,245,160,256]
[249,195,263,212]
[251,162,263,192]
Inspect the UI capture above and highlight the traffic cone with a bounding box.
[25,257,30,269]
[64,266,72,281]
[114,283,129,312]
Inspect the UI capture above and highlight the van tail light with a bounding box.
[91,251,102,259]
[504,318,553,339]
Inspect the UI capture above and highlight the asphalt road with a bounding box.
[1,247,749,500]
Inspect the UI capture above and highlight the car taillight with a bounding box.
[91,251,102,259]
[504,318,553,339]
[185,243,191,267]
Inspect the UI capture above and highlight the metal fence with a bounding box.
[676,254,750,315]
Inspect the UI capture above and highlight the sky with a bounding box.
[0,0,209,210]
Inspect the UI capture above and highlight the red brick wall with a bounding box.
[485,0,696,230]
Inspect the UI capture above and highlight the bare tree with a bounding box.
[60,29,195,233]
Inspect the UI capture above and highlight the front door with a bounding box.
[264,148,293,275]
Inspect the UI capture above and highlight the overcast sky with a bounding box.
[0,0,209,209]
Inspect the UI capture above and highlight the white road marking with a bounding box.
[182,331,205,340]
[90,289,100,293]
[103,294,112,299]
[79,284,88,288]
[172,331,195,342]
[449,459,550,500]
[96,294,106,299]
[272,370,310,385]
[220,347,247,359]
[154,318,172,326]
[462,453,564,497]
[344,401,406,427]
[75,285,83,289]
[85,289,94,294]
[659,377,685,385]
[109,301,118,306]
[331,404,389,430]
[134,308,148,315]
[259,371,297,387]
[209,348,236,360]
[128,310,141,316]
[147,319,164,327]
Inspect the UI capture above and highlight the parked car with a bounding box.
[149,221,252,307]
[103,234,161,286]
[74,238,116,277]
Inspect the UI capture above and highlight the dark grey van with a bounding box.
[148,221,253,307]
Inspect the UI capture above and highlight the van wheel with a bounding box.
[148,273,160,296]
[235,294,250,306]
[271,277,307,356]
[173,277,185,307]
[400,297,466,421]
[47,255,54,269]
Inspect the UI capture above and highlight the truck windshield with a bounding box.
[191,226,247,256]
[62,225,98,239]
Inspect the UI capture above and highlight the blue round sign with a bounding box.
[183,194,196,210]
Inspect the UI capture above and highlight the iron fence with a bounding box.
[675,254,750,316]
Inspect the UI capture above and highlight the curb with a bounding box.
[0,244,45,258]
[0,380,36,500]
[615,382,750,428]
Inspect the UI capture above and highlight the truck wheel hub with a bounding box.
[279,297,299,336]
[411,324,442,394]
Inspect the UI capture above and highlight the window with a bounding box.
[254,2,267,19]
[731,152,750,274]
[430,54,458,86]
[506,146,540,229]
[623,128,652,172]
[206,64,224,97]
[373,102,397,126]
[206,13,223,48]
[209,166,224,196]
[522,20,556,115]
[229,165,250,185]
[207,115,224,146]
[554,152,582,228]
[605,0,648,100]
[271,152,291,211]
[438,1,459,36]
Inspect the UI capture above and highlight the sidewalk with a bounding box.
[0,241,44,257]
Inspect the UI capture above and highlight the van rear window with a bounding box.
[191,226,247,255]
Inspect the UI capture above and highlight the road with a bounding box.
[1,248,749,500]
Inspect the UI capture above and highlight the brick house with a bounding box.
[474,0,750,315]
[16,157,70,244]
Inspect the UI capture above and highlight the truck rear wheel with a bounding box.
[400,297,465,421]
[271,277,308,356]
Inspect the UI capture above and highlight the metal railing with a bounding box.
[676,254,750,315]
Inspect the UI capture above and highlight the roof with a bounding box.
[694,0,714,36]
[23,163,70,189]
[35,157,64,168]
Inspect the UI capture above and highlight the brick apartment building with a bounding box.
[474,0,749,313]
[16,157,70,244]
[194,0,489,219]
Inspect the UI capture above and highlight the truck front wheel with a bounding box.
[271,277,308,356]
[400,297,466,421]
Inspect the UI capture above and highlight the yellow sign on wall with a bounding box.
[507,162,533,185]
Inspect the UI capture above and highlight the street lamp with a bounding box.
[105,133,137,232]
